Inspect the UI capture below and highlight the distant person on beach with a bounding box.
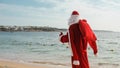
[59,10,98,68]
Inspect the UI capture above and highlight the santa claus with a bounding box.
[59,11,98,68]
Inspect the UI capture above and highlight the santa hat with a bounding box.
[72,11,79,15]
[68,11,80,26]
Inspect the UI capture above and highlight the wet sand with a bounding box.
[0,60,69,68]
[0,60,120,68]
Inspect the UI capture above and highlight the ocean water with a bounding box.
[0,31,120,67]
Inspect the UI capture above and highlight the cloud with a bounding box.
[0,0,120,31]
[0,3,68,28]
[0,3,62,17]
[57,0,120,31]
[101,0,120,6]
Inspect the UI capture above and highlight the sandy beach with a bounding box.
[0,59,120,68]
[0,60,70,68]
[0,60,48,68]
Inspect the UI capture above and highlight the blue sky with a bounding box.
[0,0,120,31]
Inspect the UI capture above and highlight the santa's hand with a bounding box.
[59,32,63,36]
[73,60,80,65]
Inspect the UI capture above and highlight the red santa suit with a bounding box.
[59,11,98,68]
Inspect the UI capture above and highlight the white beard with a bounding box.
[68,15,79,26]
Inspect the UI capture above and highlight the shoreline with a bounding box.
[0,59,120,68]
[0,60,47,68]
[0,59,70,68]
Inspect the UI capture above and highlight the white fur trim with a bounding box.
[68,15,79,26]
[67,30,73,56]
[73,60,80,65]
